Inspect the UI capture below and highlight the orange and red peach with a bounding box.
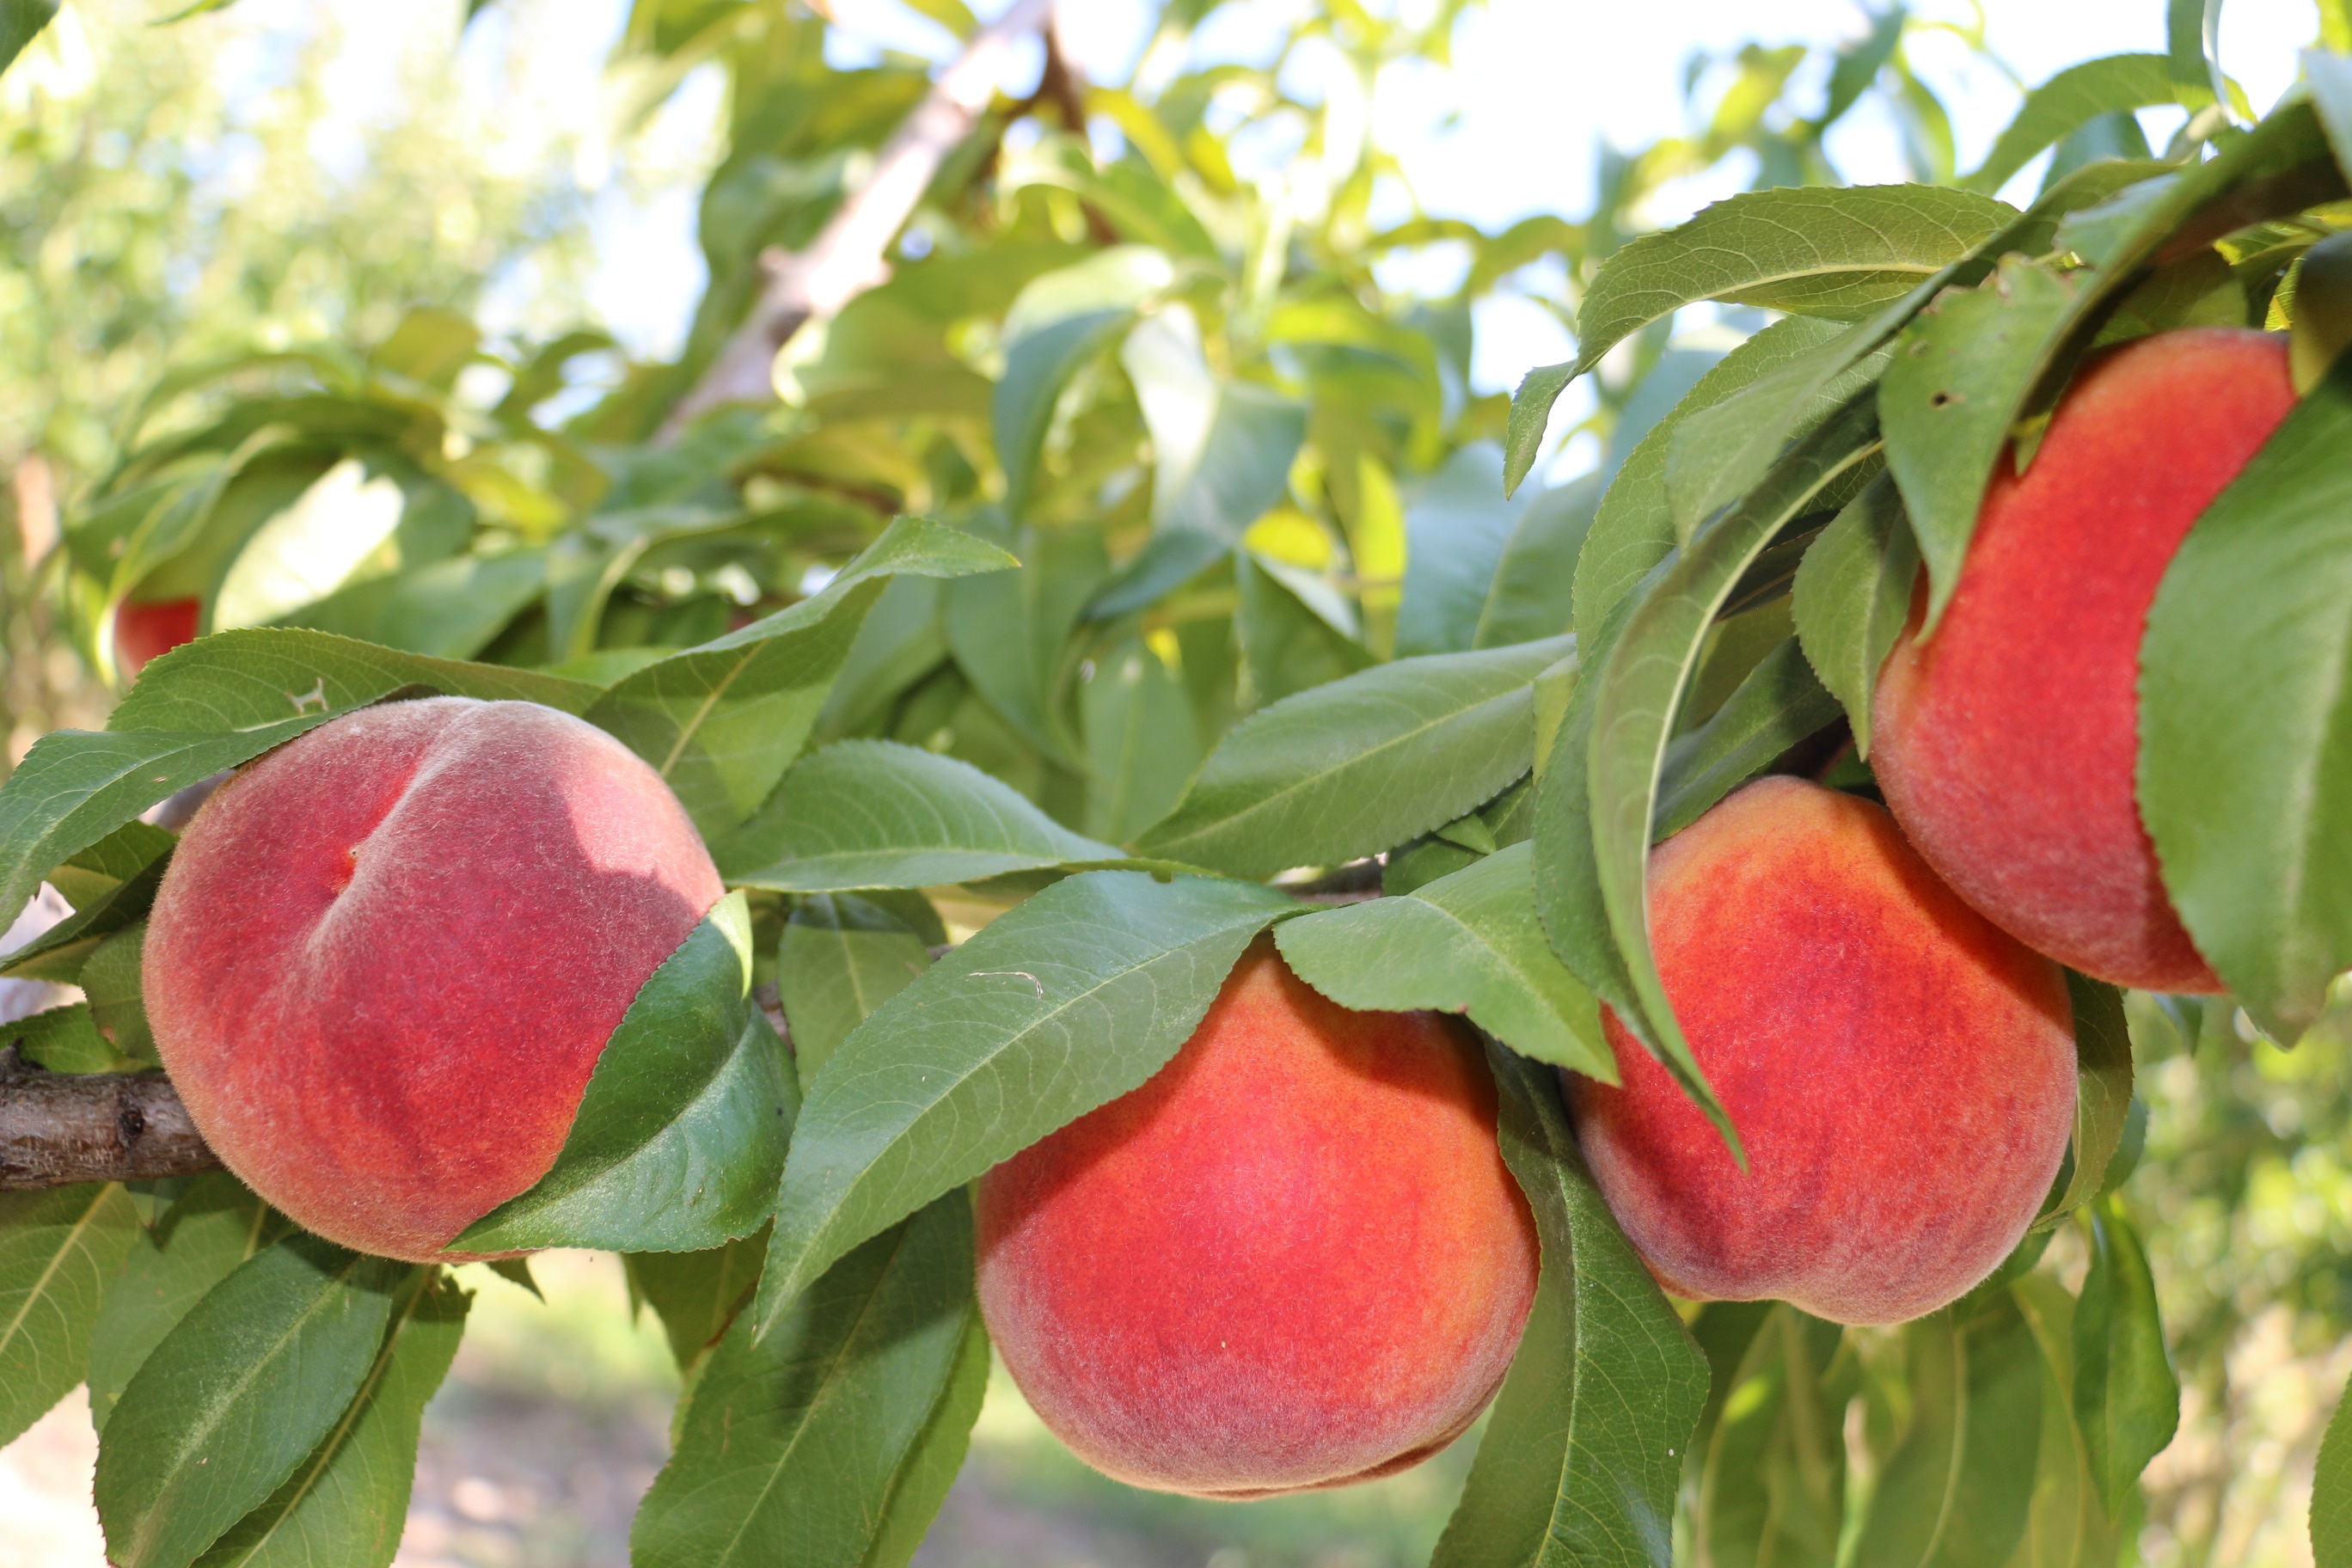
[145,696,722,1262]
[1871,328,2295,993]
[1571,776,2076,1326]
[974,938,1538,1498]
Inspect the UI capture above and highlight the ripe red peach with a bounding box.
[113,597,200,680]
[1871,328,2296,993]
[1571,777,2075,1326]
[145,697,722,1262]
[974,938,1538,1498]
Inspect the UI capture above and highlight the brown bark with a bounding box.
[0,1048,218,1189]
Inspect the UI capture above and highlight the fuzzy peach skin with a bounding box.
[1571,777,2076,1326]
[113,597,200,680]
[1871,328,2297,993]
[145,696,722,1262]
[974,937,1539,1498]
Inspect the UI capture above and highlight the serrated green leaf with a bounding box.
[634,1194,980,1568]
[1652,639,1841,841]
[1091,383,1307,618]
[2044,975,2133,1230]
[3,832,172,983]
[1398,444,1528,659]
[1664,333,1893,544]
[1791,472,1919,756]
[1428,1048,1706,1568]
[1569,186,2014,379]
[1879,256,2079,632]
[193,1268,467,1568]
[1963,56,2186,194]
[2316,1369,2352,1565]
[278,548,548,662]
[779,892,938,1088]
[1,0,61,77]
[1474,474,1599,649]
[1276,843,1611,1079]
[96,1235,408,1568]
[0,1182,141,1446]
[1576,319,1849,639]
[1136,637,1571,878]
[753,871,1292,1337]
[111,628,600,732]
[83,921,156,1063]
[862,1310,989,1568]
[2007,1276,2121,1568]
[5,1002,130,1073]
[1582,398,1883,1144]
[943,518,1105,763]
[88,1174,285,1431]
[2141,352,2352,1041]
[1082,634,1201,842]
[2073,1202,2178,1513]
[995,248,1173,518]
[1235,549,1376,703]
[1693,1306,1849,1568]
[624,1229,769,1373]
[1852,1297,2046,1567]
[588,518,1016,841]
[1504,361,1579,499]
[457,893,796,1254]
[716,740,1130,891]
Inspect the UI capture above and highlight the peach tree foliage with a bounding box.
[2,0,2351,1563]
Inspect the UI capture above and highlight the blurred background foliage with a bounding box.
[3,0,2350,1563]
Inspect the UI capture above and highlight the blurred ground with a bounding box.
[0,1248,1468,1568]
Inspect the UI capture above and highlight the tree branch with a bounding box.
[0,1048,217,1189]
[660,0,1057,439]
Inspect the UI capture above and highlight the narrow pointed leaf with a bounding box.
[624,1230,771,1373]
[778,891,940,1088]
[458,893,797,1254]
[753,871,1293,1335]
[0,1183,141,1446]
[1278,844,1609,1079]
[634,1195,980,1568]
[2073,1202,2178,1512]
[2043,976,2133,1229]
[1962,55,2185,193]
[1429,1049,1706,1568]
[88,1175,286,1431]
[1653,639,1842,841]
[2316,1371,2352,1565]
[1136,637,1571,877]
[716,741,1129,892]
[1791,472,1919,756]
[111,628,600,732]
[96,1235,408,1568]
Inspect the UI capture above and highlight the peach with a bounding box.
[1871,328,2296,993]
[974,937,1538,1498]
[1571,777,2075,1326]
[145,697,722,1262]
[113,597,199,680]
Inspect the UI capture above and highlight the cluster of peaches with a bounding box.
[131,328,2276,1498]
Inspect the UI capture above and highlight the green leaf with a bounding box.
[1429,1048,1707,1568]
[995,248,1173,518]
[1474,475,1599,649]
[2073,1201,2178,1513]
[943,518,1106,763]
[1504,361,1578,499]
[1136,636,1571,878]
[96,1235,409,1568]
[1878,256,2079,632]
[1081,635,1202,842]
[1653,639,1842,841]
[1398,444,1529,658]
[3,832,172,983]
[1091,384,1307,617]
[83,921,156,1063]
[1962,56,2185,193]
[0,720,330,931]
[1851,1296,2046,1567]
[861,1309,989,1568]
[112,628,600,732]
[1277,843,1610,1079]
[2141,352,2352,1041]
[752,870,1292,1338]
[778,892,939,1088]
[193,1268,468,1568]
[2311,49,2352,186]
[2043,975,2134,1230]
[1692,1306,1850,1568]
[278,549,548,661]
[0,1182,141,1446]
[588,517,1016,841]
[1664,331,1893,544]
[1234,550,1376,704]
[1568,186,2014,381]
[456,893,798,1254]
[1,0,60,78]
[624,1230,769,1373]
[1580,397,1883,1143]
[1576,318,1848,638]
[634,1195,982,1568]
[1791,472,1919,757]
[2006,1277,2121,1568]
[88,1174,285,1431]
[715,741,1130,892]
[5,1002,131,1073]
[2316,1370,2352,1566]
